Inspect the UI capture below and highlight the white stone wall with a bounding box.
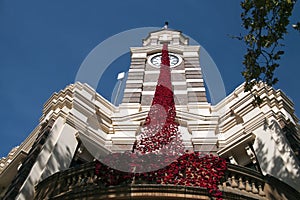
[253,121,300,191]
[16,117,78,200]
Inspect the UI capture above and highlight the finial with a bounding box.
[163,21,168,29]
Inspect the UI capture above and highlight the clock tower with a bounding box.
[121,29,207,109]
[115,28,216,154]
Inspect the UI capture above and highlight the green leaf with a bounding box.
[238,0,295,93]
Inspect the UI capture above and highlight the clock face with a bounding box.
[148,53,182,68]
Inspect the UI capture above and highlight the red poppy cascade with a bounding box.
[95,43,227,200]
[133,43,183,155]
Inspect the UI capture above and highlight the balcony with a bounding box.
[35,161,300,200]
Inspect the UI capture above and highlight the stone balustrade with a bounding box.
[222,164,266,199]
[34,161,300,200]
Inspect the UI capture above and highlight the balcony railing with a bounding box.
[35,161,300,200]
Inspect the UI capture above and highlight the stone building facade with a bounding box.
[0,28,300,200]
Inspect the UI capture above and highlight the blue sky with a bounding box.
[0,0,299,157]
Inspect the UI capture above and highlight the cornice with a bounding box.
[130,45,200,55]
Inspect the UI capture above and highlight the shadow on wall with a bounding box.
[40,140,74,180]
[256,119,300,191]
